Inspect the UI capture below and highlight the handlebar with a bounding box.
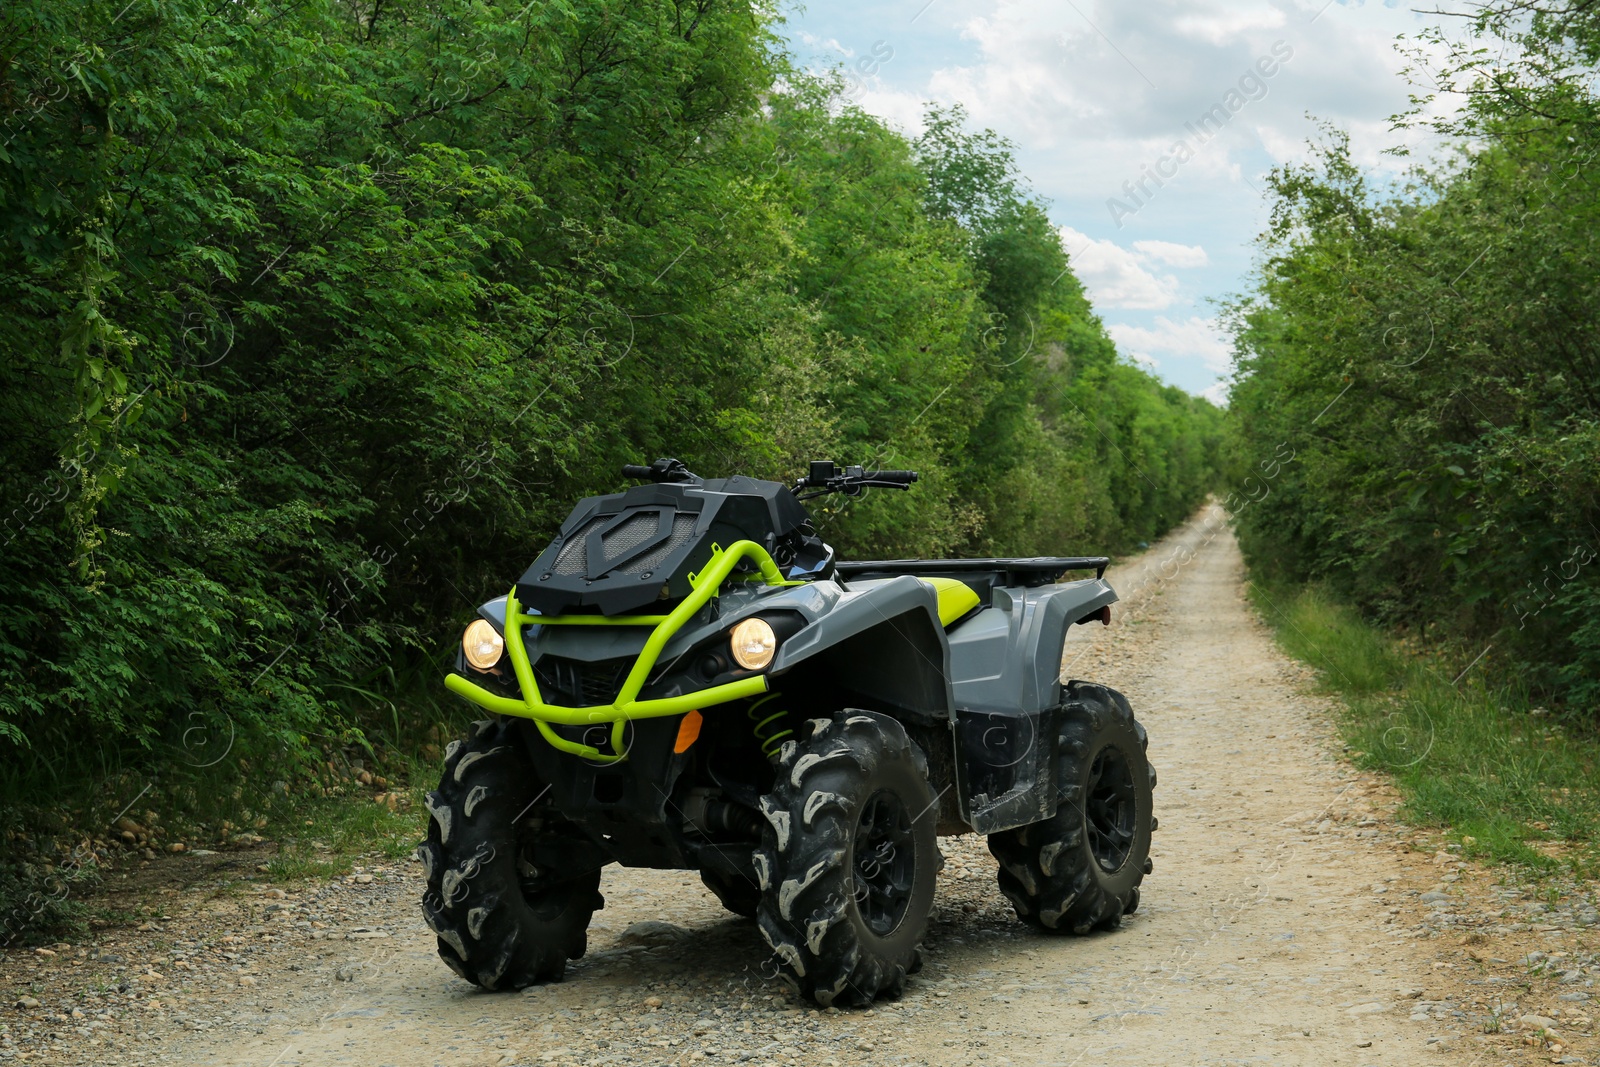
[621,458,700,484]
[863,469,918,486]
[794,461,919,498]
[620,458,917,496]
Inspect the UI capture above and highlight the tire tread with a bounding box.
[988,683,1154,936]
[755,712,941,1007]
[421,718,602,989]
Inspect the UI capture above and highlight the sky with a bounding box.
[779,0,1465,403]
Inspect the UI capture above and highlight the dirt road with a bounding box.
[7,507,1595,1066]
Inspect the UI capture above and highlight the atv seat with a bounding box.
[919,576,983,628]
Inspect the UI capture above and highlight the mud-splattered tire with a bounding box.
[754,711,941,1007]
[700,867,761,919]
[419,718,603,989]
[989,682,1155,934]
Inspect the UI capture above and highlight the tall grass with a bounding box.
[1250,583,1600,876]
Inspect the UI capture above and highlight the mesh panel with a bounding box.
[551,517,602,575]
[627,514,698,573]
[598,512,660,556]
[549,511,699,577]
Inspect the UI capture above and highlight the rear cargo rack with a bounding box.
[835,556,1110,584]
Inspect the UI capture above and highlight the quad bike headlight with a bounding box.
[462,619,505,671]
[729,617,778,671]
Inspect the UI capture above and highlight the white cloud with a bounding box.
[849,86,926,134]
[1059,227,1180,310]
[1132,240,1209,267]
[1106,316,1234,373]
[783,0,1466,396]
[845,0,1455,191]
[916,2,1416,138]
[794,30,853,56]
[1254,122,1309,166]
[1173,8,1287,46]
[1201,379,1232,406]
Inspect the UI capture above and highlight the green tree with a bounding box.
[1227,1,1600,710]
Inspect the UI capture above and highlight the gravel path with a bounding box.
[5,506,1596,1066]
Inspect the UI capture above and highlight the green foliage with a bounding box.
[1227,1,1600,715]
[0,0,1220,926]
[1252,582,1600,874]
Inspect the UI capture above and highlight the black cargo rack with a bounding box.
[835,556,1110,587]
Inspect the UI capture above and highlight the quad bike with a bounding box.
[423,458,1155,1007]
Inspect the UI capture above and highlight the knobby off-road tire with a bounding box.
[420,718,603,989]
[754,712,942,1007]
[989,682,1155,934]
[700,867,761,919]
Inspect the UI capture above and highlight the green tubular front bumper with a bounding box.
[444,539,802,763]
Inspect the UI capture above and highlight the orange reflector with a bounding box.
[673,710,704,753]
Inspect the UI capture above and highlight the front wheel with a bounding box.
[988,682,1155,934]
[419,718,604,989]
[754,712,942,1007]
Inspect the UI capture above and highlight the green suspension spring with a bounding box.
[746,692,793,759]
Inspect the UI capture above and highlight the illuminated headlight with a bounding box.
[462,619,505,671]
[729,617,778,671]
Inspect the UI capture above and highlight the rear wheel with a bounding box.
[754,712,941,1007]
[988,682,1154,934]
[419,718,604,988]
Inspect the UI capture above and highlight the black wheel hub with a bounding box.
[1085,745,1137,873]
[517,835,577,919]
[852,790,916,936]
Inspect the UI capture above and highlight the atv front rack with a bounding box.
[444,540,803,763]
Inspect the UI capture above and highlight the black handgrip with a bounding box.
[863,469,918,485]
[621,464,653,479]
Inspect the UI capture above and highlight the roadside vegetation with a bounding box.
[1227,1,1600,713]
[0,1,1223,940]
[1251,582,1599,877]
[1226,1,1600,877]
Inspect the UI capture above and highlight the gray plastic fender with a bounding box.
[948,578,1116,714]
[765,576,953,717]
[947,577,1118,834]
[765,576,938,668]
[477,595,509,633]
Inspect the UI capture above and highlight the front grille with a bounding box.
[534,656,633,705]
[550,511,699,578]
